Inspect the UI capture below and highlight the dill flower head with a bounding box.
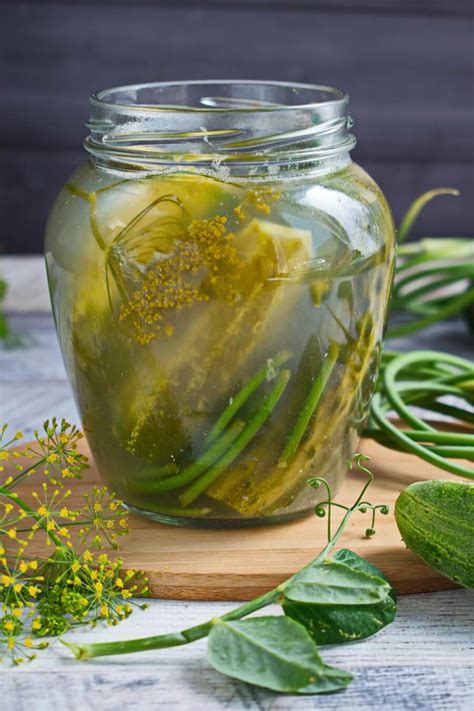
[29,419,88,485]
[116,211,242,345]
[0,418,148,665]
[0,606,48,665]
[0,553,43,608]
[233,187,281,221]
[1,420,88,490]
[78,486,129,550]
[64,551,149,626]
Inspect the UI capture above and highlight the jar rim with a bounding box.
[91,80,349,113]
[86,80,355,175]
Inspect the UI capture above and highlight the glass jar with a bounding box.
[45,81,395,527]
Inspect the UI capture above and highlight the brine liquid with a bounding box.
[46,167,394,525]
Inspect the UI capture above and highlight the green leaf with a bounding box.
[332,549,396,599]
[284,560,392,606]
[283,549,396,645]
[298,663,353,695]
[207,616,351,694]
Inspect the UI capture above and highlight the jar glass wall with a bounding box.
[45,82,395,527]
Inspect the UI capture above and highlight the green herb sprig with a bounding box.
[0,420,149,665]
[62,455,395,696]
[387,188,474,338]
[365,349,474,479]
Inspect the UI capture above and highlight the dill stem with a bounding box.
[180,369,291,507]
[383,351,474,433]
[0,486,63,548]
[363,428,474,447]
[206,351,292,443]
[427,446,474,460]
[370,394,474,479]
[386,287,474,338]
[397,188,459,244]
[5,459,46,490]
[278,343,339,468]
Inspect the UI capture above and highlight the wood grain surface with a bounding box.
[7,436,466,600]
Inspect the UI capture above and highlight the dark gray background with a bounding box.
[1,0,473,254]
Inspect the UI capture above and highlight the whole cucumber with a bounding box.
[395,480,474,589]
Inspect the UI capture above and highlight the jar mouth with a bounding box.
[91,80,348,113]
[86,80,355,175]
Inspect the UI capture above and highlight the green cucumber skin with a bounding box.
[395,480,474,590]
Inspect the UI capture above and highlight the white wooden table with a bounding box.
[1,256,473,711]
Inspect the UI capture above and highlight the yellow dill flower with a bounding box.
[24,637,33,648]
[46,453,59,463]
[83,550,93,562]
[94,581,103,596]
[19,561,28,574]
[28,586,40,598]
[2,574,14,585]
[12,608,23,619]
[13,583,23,593]
[4,621,15,632]
[36,505,48,517]
[6,528,17,539]
[71,561,80,573]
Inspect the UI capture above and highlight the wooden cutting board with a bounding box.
[8,437,468,600]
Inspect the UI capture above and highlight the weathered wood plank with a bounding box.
[3,591,473,711]
[1,0,473,16]
[0,257,51,312]
[1,3,472,253]
[1,5,472,159]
